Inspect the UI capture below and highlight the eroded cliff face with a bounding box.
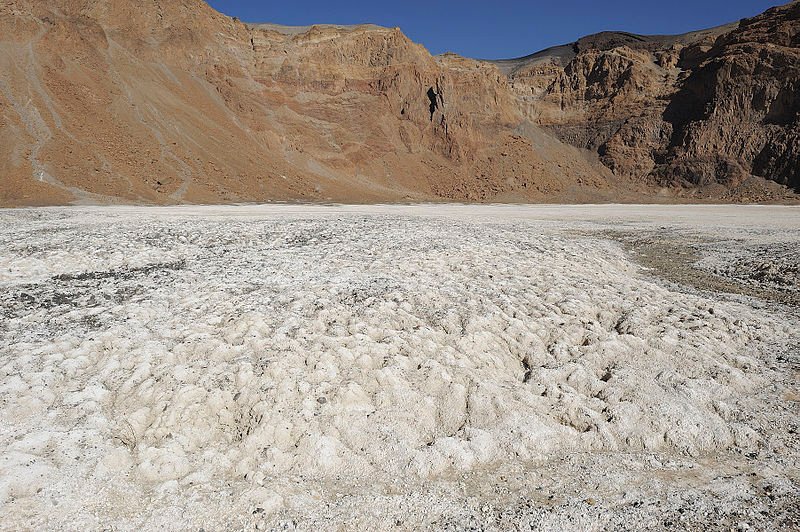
[500,1,800,195]
[663,2,800,189]
[0,0,797,206]
[0,0,616,206]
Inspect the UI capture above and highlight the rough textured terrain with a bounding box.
[499,2,800,197]
[0,205,797,530]
[1,0,799,206]
[0,0,618,207]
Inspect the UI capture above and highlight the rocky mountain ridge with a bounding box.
[499,2,800,196]
[0,0,797,206]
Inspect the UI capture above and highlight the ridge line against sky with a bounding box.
[206,0,784,59]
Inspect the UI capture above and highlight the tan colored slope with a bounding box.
[491,23,738,76]
[497,1,800,198]
[1,0,301,205]
[0,0,618,207]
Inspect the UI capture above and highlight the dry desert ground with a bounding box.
[0,204,798,530]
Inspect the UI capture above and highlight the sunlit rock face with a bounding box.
[498,2,800,193]
[2,1,798,207]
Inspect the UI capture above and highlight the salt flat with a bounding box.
[0,205,798,531]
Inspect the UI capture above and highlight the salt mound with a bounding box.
[0,206,796,529]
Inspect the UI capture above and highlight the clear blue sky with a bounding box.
[206,0,783,59]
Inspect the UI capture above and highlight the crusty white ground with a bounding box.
[0,205,798,531]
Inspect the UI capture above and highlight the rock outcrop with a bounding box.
[498,1,800,195]
[663,2,800,190]
[0,0,797,206]
[0,0,616,206]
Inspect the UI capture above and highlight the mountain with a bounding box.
[495,2,800,197]
[0,0,797,206]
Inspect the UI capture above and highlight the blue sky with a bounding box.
[206,0,783,59]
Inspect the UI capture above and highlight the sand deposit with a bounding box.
[0,205,797,530]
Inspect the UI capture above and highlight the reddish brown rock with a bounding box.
[499,1,800,195]
[0,0,797,206]
[0,0,620,206]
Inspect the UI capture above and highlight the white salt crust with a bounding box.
[0,205,797,530]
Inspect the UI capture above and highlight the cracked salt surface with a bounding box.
[0,205,798,530]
